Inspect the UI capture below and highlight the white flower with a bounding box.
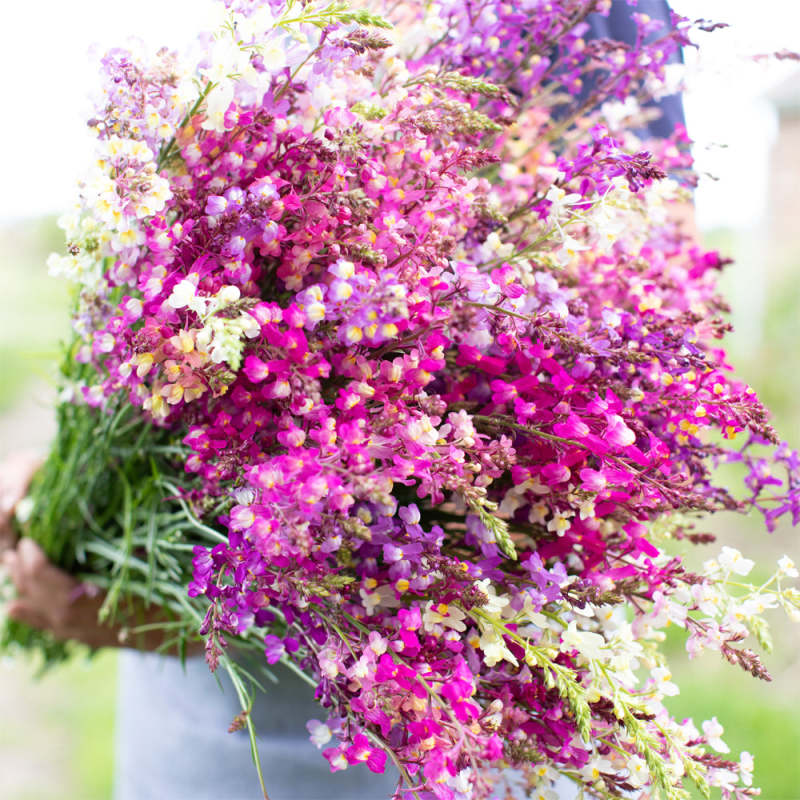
[478,627,518,667]
[14,496,34,525]
[168,279,206,314]
[546,510,573,537]
[422,601,467,633]
[601,96,641,129]
[702,717,730,753]
[349,654,372,680]
[718,546,755,576]
[650,666,679,696]
[578,498,596,520]
[306,719,332,749]
[560,621,606,661]
[474,579,509,616]
[206,319,241,364]
[554,234,590,267]
[259,38,289,72]
[531,763,559,784]
[782,587,800,622]
[303,299,326,324]
[111,219,146,252]
[97,332,115,353]
[215,284,241,308]
[778,555,799,578]
[588,193,627,251]
[406,415,440,446]
[233,487,255,505]
[446,767,473,796]
[359,584,399,615]
[708,767,739,791]
[203,36,248,84]
[528,501,549,525]
[234,5,277,41]
[601,307,622,328]
[649,590,688,629]
[329,259,356,280]
[368,632,388,655]
[447,409,477,447]
[691,583,724,618]
[545,186,583,221]
[581,755,614,782]
[238,312,261,339]
[739,751,754,786]
[202,81,235,133]
[481,230,514,260]
[626,755,649,788]
[739,593,777,616]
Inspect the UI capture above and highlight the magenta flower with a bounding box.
[44,3,798,798]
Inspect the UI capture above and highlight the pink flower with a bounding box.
[604,414,636,449]
[345,733,387,773]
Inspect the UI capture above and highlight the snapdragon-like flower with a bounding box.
[42,1,800,798]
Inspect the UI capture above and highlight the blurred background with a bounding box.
[1,0,799,797]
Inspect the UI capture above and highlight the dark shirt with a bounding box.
[586,0,686,138]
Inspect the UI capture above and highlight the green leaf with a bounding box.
[468,498,517,560]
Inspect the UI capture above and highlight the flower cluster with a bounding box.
[47,2,799,799]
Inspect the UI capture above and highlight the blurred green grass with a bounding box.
[0,217,69,411]
[0,652,116,799]
[666,657,800,800]
[1,217,115,800]
[0,219,798,798]
[658,228,800,799]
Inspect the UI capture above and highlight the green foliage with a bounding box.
[3,359,205,660]
[534,651,593,742]
[2,335,280,789]
[413,71,515,105]
[5,346,245,663]
[281,2,392,30]
[55,653,117,799]
[417,99,503,135]
[0,217,68,412]
[663,620,800,800]
[467,497,517,560]
[351,101,388,120]
[0,652,117,800]
[668,660,799,799]
[0,618,71,671]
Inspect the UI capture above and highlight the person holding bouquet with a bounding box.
[3,3,795,800]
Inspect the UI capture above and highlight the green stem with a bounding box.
[157,82,216,170]
[222,656,271,800]
[465,302,530,322]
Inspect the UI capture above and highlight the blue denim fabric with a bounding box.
[585,0,685,138]
[113,651,399,800]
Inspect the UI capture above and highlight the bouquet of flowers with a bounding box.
[8,1,800,798]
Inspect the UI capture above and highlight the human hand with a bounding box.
[0,451,41,554]
[1,538,119,649]
[0,453,116,647]
[2,537,204,654]
[0,451,202,653]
